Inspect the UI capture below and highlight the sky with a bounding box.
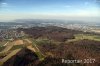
[0,0,100,22]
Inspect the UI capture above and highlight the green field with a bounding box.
[0,46,5,52]
[10,45,24,51]
[0,49,22,65]
[0,41,8,47]
[66,34,100,43]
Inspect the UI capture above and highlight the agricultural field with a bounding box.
[13,40,24,45]
[0,41,8,47]
[66,34,100,43]
[0,26,100,66]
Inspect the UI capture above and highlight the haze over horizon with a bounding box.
[0,0,100,22]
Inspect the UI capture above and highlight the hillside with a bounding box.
[0,26,100,66]
[17,26,100,66]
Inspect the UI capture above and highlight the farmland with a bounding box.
[66,34,100,43]
[0,26,100,66]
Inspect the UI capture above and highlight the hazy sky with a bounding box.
[0,0,100,22]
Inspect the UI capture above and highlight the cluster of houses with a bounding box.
[0,29,25,40]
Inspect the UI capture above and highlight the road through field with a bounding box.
[0,41,14,53]
[2,48,22,63]
[3,42,9,46]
